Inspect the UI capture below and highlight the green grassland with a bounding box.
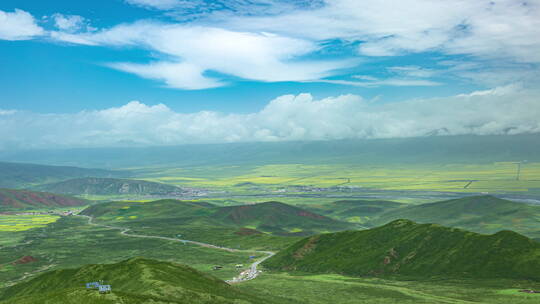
[0,258,274,304]
[0,216,256,288]
[239,273,540,304]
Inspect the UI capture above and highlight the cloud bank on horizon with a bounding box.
[1,85,538,150]
[1,0,539,89]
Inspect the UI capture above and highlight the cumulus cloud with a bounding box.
[1,85,538,150]
[0,9,44,40]
[52,13,86,32]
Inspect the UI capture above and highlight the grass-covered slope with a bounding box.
[33,177,184,196]
[371,195,540,238]
[0,162,124,189]
[307,199,404,224]
[263,219,540,280]
[213,201,353,234]
[0,188,88,211]
[0,257,272,304]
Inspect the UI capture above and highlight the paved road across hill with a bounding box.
[76,214,275,283]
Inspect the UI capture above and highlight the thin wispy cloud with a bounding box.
[2,1,539,90]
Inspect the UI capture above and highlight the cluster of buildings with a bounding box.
[85,281,111,294]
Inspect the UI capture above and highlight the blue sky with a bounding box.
[0,0,539,148]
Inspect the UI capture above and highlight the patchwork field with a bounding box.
[137,162,540,196]
[0,215,60,232]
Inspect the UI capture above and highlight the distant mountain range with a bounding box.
[0,162,126,189]
[263,219,540,280]
[0,188,88,211]
[0,258,272,304]
[32,177,185,196]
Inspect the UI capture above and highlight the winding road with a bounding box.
[76,214,275,283]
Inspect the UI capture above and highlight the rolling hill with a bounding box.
[370,195,540,238]
[33,177,185,196]
[263,219,540,280]
[212,201,354,234]
[0,257,273,304]
[0,162,125,189]
[80,200,356,250]
[82,200,355,236]
[0,188,88,211]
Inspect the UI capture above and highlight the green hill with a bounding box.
[0,257,272,304]
[33,177,185,196]
[82,200,354,236]
[0,188,88,211]
[0,162,125,189]
[80,200,355,250]
[212,201,353,235]
[307,199,404,224]
[263,219,540,280]
[370,195,540,238]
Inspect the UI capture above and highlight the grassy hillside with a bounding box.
[371,195,540,238]
[213,201,353,235]
[33,177,184,196]
[0,188,88,211]
[307,199,404,224]
[0,257,272,304]
[263,219,540,280]
[0,162,125,189]
[81,200,355,250]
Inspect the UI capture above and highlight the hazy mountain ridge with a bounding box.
[0,162,126,189]
[32,177,185,196]
[1,134,538,168]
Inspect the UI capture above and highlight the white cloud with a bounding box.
[0,9,44,40]
[317,78,441,88]
[52,22,355,89]
[125,0,187,10]
[52,13,86,32]
[1,85,538,149]
[222,0,540,63]
[0,110,16,115]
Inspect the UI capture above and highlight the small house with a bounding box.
[99,285,112,294]
[85,282,100,289]
[235,264,243,269]
[212,265,223,270]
